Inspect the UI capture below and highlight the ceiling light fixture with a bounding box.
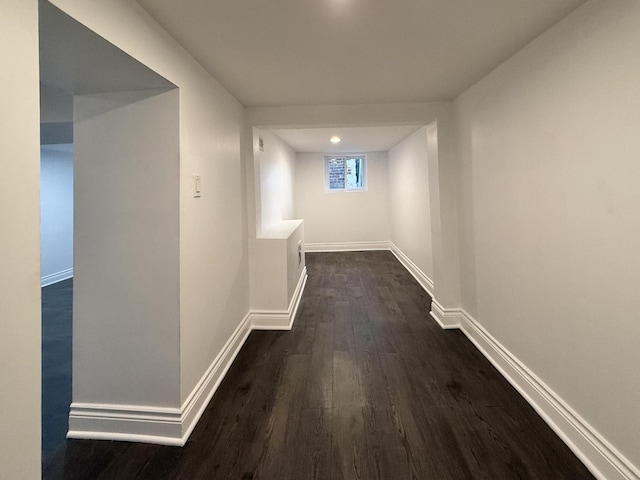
[330,136,341,144]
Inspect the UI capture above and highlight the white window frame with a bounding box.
[324,154,367,192]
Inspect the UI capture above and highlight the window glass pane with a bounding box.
[345,157,363,190]
[328,157,345,189]
[326,155,365,191]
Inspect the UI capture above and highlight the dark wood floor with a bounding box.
[43,251,595,479]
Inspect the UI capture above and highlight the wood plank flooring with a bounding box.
[43,251,595,479]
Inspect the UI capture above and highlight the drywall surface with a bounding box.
[250,128,303,312]
[73,89,180,407]
[40,144,73,285]
[286,223,305,303]
[388,126,434,281]
[0,0,41,477]
[246,102,451,128]
[296,152,390,245]
[50,0,249,405]
[256,130,296,233]
[40,84,73,123]
[250,239,288,310]
[454,0,640,469]
[250,220,304,312]
[249,129,302,314]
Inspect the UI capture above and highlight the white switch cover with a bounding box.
[193,174,201,198]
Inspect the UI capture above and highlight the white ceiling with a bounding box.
[39,0,176,132]
[137,0,585,107]
[39,1,174,97]
[272,125,424,153]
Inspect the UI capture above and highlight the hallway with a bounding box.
[43,252,594,479]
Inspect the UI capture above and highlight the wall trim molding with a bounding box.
[68,268,309,447]
[68,311,254,447]
[435,308,639,480]
[67,403,184,446]
[41,268,73,287]
[251,267,308,330]
[305,241,390,252]
[389,243,434,296]
[178,311,253,445]
[429,299,462,329]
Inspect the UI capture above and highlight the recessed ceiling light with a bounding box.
[330,136,341,144]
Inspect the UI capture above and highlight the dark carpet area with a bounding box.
[42,278,73,466]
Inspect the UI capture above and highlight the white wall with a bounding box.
[0,0,41,477]
[286,225,305,302]
[296,151,390,245]
[250,220,305,312]
[73,89,180,408]
[454,0,640,473]
[40,143,73,285]
[50,0,248,408]
[388,126,434,282]
[256,129,296,233]
[249,129,303,314]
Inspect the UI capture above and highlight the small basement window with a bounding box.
[325,155,366,191]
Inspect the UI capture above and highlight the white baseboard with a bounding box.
[429,299,462,329]
[305,241,390,252]
[178,311,253,445]
[251,267,307,330]
[41,268,73,287]
[67,269,310,447]
[435,308,639,480]
[67,403,184,445]
[68,311,253,446]
[389,243,434,296]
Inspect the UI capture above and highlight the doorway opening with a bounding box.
[39,0,177,467]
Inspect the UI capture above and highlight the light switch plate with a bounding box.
[193,174,201,198]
